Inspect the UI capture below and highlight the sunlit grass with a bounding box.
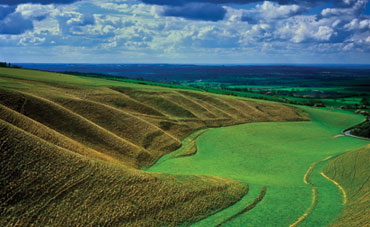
[149,107,368,226]
[323,145,370,227]
[0,67,307,225]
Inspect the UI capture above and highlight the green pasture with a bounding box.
[225,86,363,93]
[226,85,284,89]
[148,107,369,226]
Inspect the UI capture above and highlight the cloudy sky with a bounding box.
[0,0,369,64]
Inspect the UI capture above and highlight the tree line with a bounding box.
[0,62,22,69]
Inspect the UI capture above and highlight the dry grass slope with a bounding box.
[0,68,306,225]
[323,145,370,227]
[0,120,248,226]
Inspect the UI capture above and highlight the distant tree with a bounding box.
[304,100,315,106]
[361,97,370,106]
[0,62,22,69]
[345,104,354,109]
[314,101,326,108]
[351,121,370,138]
[356,110,370,118]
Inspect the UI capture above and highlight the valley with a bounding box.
[0,67,368,226]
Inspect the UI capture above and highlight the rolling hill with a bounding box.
[323,145,370,227]
[0,68,306,226]
[148,106,369,226]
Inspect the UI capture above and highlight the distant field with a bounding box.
[19,64,370,110]
[149,107,369,226]
[0,68,306,226]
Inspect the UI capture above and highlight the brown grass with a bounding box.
[0,120,248,226]
[0,68,307,225]
[323,145,370,227]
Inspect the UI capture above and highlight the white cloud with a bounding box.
[343,42,354,50]
[1,0,370,63]
[241,1,304,24]
[16,4,54,20]
[321,0,368,18]
[257,1,302,20]
[344,18,370,31]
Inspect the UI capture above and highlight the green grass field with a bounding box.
[1,67,368,226]
[149,107,369,226]
[189,81,370,110]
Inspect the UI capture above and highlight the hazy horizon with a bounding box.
[15,62,370,68]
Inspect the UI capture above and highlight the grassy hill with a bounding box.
[323,145,370,227]
[148,107,369,226]
[0,68,306,225]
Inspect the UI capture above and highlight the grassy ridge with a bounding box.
[323,145,370,227]
[0,67,305,225]
[0,120,249,226]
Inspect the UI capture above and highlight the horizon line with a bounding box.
[14,62,370,66]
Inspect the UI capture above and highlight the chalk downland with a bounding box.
[0,67,306,225]
[323,145,370,227]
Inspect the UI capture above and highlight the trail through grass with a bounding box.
[320,171,347,205]
[148,107,369,226]
[322,145,370,226]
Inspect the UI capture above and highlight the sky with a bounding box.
[0,0,370,64]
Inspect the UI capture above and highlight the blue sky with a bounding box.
[0,0,369,64]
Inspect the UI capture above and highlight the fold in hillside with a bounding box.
[0,82,304,167]
[0,68,307,225]
[0,119,249,226]
[323,145,370,227]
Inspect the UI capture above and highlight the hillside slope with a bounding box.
[0,68,305,225]
[323,145,370,227]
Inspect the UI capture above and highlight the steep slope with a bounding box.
[0,120,249,226]
[0,68,306,225]
[323,145,370,227]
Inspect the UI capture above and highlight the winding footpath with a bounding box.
[289,155,349,227]
[289,162,319,227]
[320,171,347,205]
